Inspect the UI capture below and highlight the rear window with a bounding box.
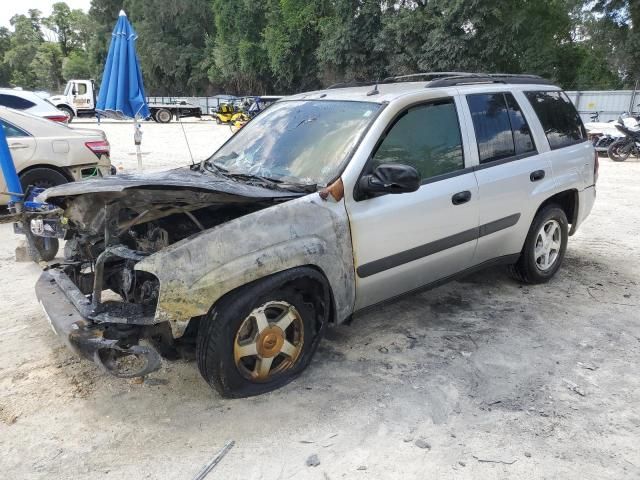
[466,93,536,164]
[524,91,586,150]
[0,94,36,110]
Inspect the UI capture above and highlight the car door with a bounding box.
[462,91,555,264]
[72,81,94,110]
[0,119,36,196]
[346,97,480,310]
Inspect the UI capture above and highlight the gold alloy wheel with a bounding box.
[233,301,304,382]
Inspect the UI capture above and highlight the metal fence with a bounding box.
[566,89,639,123]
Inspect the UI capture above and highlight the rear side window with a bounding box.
[0,119,28,137]
[467,93,536,164]
[371,98,464,182]
[0,94,36,110]
[524,91,586,150]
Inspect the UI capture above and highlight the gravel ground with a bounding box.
[0,122,639,479]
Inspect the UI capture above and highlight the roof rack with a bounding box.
[382,72,470,83]
[325,72,554,91]
[425,73,554,88]
[327,80,377,90]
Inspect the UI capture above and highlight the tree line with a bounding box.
[0,0,637,96]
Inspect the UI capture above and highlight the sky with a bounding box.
[0,0,91,28]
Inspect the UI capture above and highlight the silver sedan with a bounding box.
[0,107,113,205]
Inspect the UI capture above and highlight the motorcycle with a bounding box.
[584,111,627,153]
[607,114,640,162]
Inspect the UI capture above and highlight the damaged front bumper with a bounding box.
[36,269,162,377]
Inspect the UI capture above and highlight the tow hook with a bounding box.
[93,340,162,378]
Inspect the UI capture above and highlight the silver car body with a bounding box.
[125,81,596,337]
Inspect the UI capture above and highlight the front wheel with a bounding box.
[608,138,632,162]
[509,205,568,284]
[196,268,329,398]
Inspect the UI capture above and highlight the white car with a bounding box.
[0,107,112,206]
[0,88,70,123]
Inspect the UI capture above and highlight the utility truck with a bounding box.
[48,79,203,123]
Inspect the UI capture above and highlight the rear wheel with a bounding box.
[509,205,568,284]
[196,268,329,398]
[608,138,632,162]
[19,167,68,191]
[155,108,172,123]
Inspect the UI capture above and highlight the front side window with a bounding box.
[370,99,464,181]
[77,83,87,95]
[0,94,36,110]
[524,91,586,150]
[208,100,381,186]
[467,93,536,164]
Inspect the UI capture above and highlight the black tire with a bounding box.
[26,236,59,262]
[196,268,329,398]
[57,105,75,123]
[509,205,568,284]
[607,138,631,162]
[155,108,172,123]
[19,167,69,191]
[215,116,222,125]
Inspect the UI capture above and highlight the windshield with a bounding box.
[207,100,381,186]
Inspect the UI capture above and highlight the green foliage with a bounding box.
[4,13,44,89]
[124,0,215,95]
[62,50,92,80]
[0,0,637,94]
[205,0,271,94]
[31,42,64,91]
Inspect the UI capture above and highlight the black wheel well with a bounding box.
[537,189,578,234]
[183,265,336,340]
[18,164,73,182]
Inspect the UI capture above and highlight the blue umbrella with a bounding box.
[96,10,150,169]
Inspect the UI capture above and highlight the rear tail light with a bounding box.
[45,114,70,123]
[593,148,599,184]
[85,140,110,157]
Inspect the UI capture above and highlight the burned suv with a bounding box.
[36,73,597,397]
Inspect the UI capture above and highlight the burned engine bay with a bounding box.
[38,168,304,376]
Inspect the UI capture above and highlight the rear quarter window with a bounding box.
[524,91,586,150]
[0,94,37,110]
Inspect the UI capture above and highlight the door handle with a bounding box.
[451,190,472,205]
[530,170,545,182]
[9,143,28,149]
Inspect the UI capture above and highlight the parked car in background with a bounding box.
[35,73,596,397]
[0,107,112,207]
[0,89,70,123]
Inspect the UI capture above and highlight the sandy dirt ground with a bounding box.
[0,121,639,479]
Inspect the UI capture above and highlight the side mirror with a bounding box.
[358,163,420,197]
[71,84,78,96]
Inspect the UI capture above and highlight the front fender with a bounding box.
[135,194,355,337]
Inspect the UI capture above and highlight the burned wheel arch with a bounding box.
[135,195,355,338]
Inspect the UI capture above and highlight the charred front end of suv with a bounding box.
[35,168,304,377]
